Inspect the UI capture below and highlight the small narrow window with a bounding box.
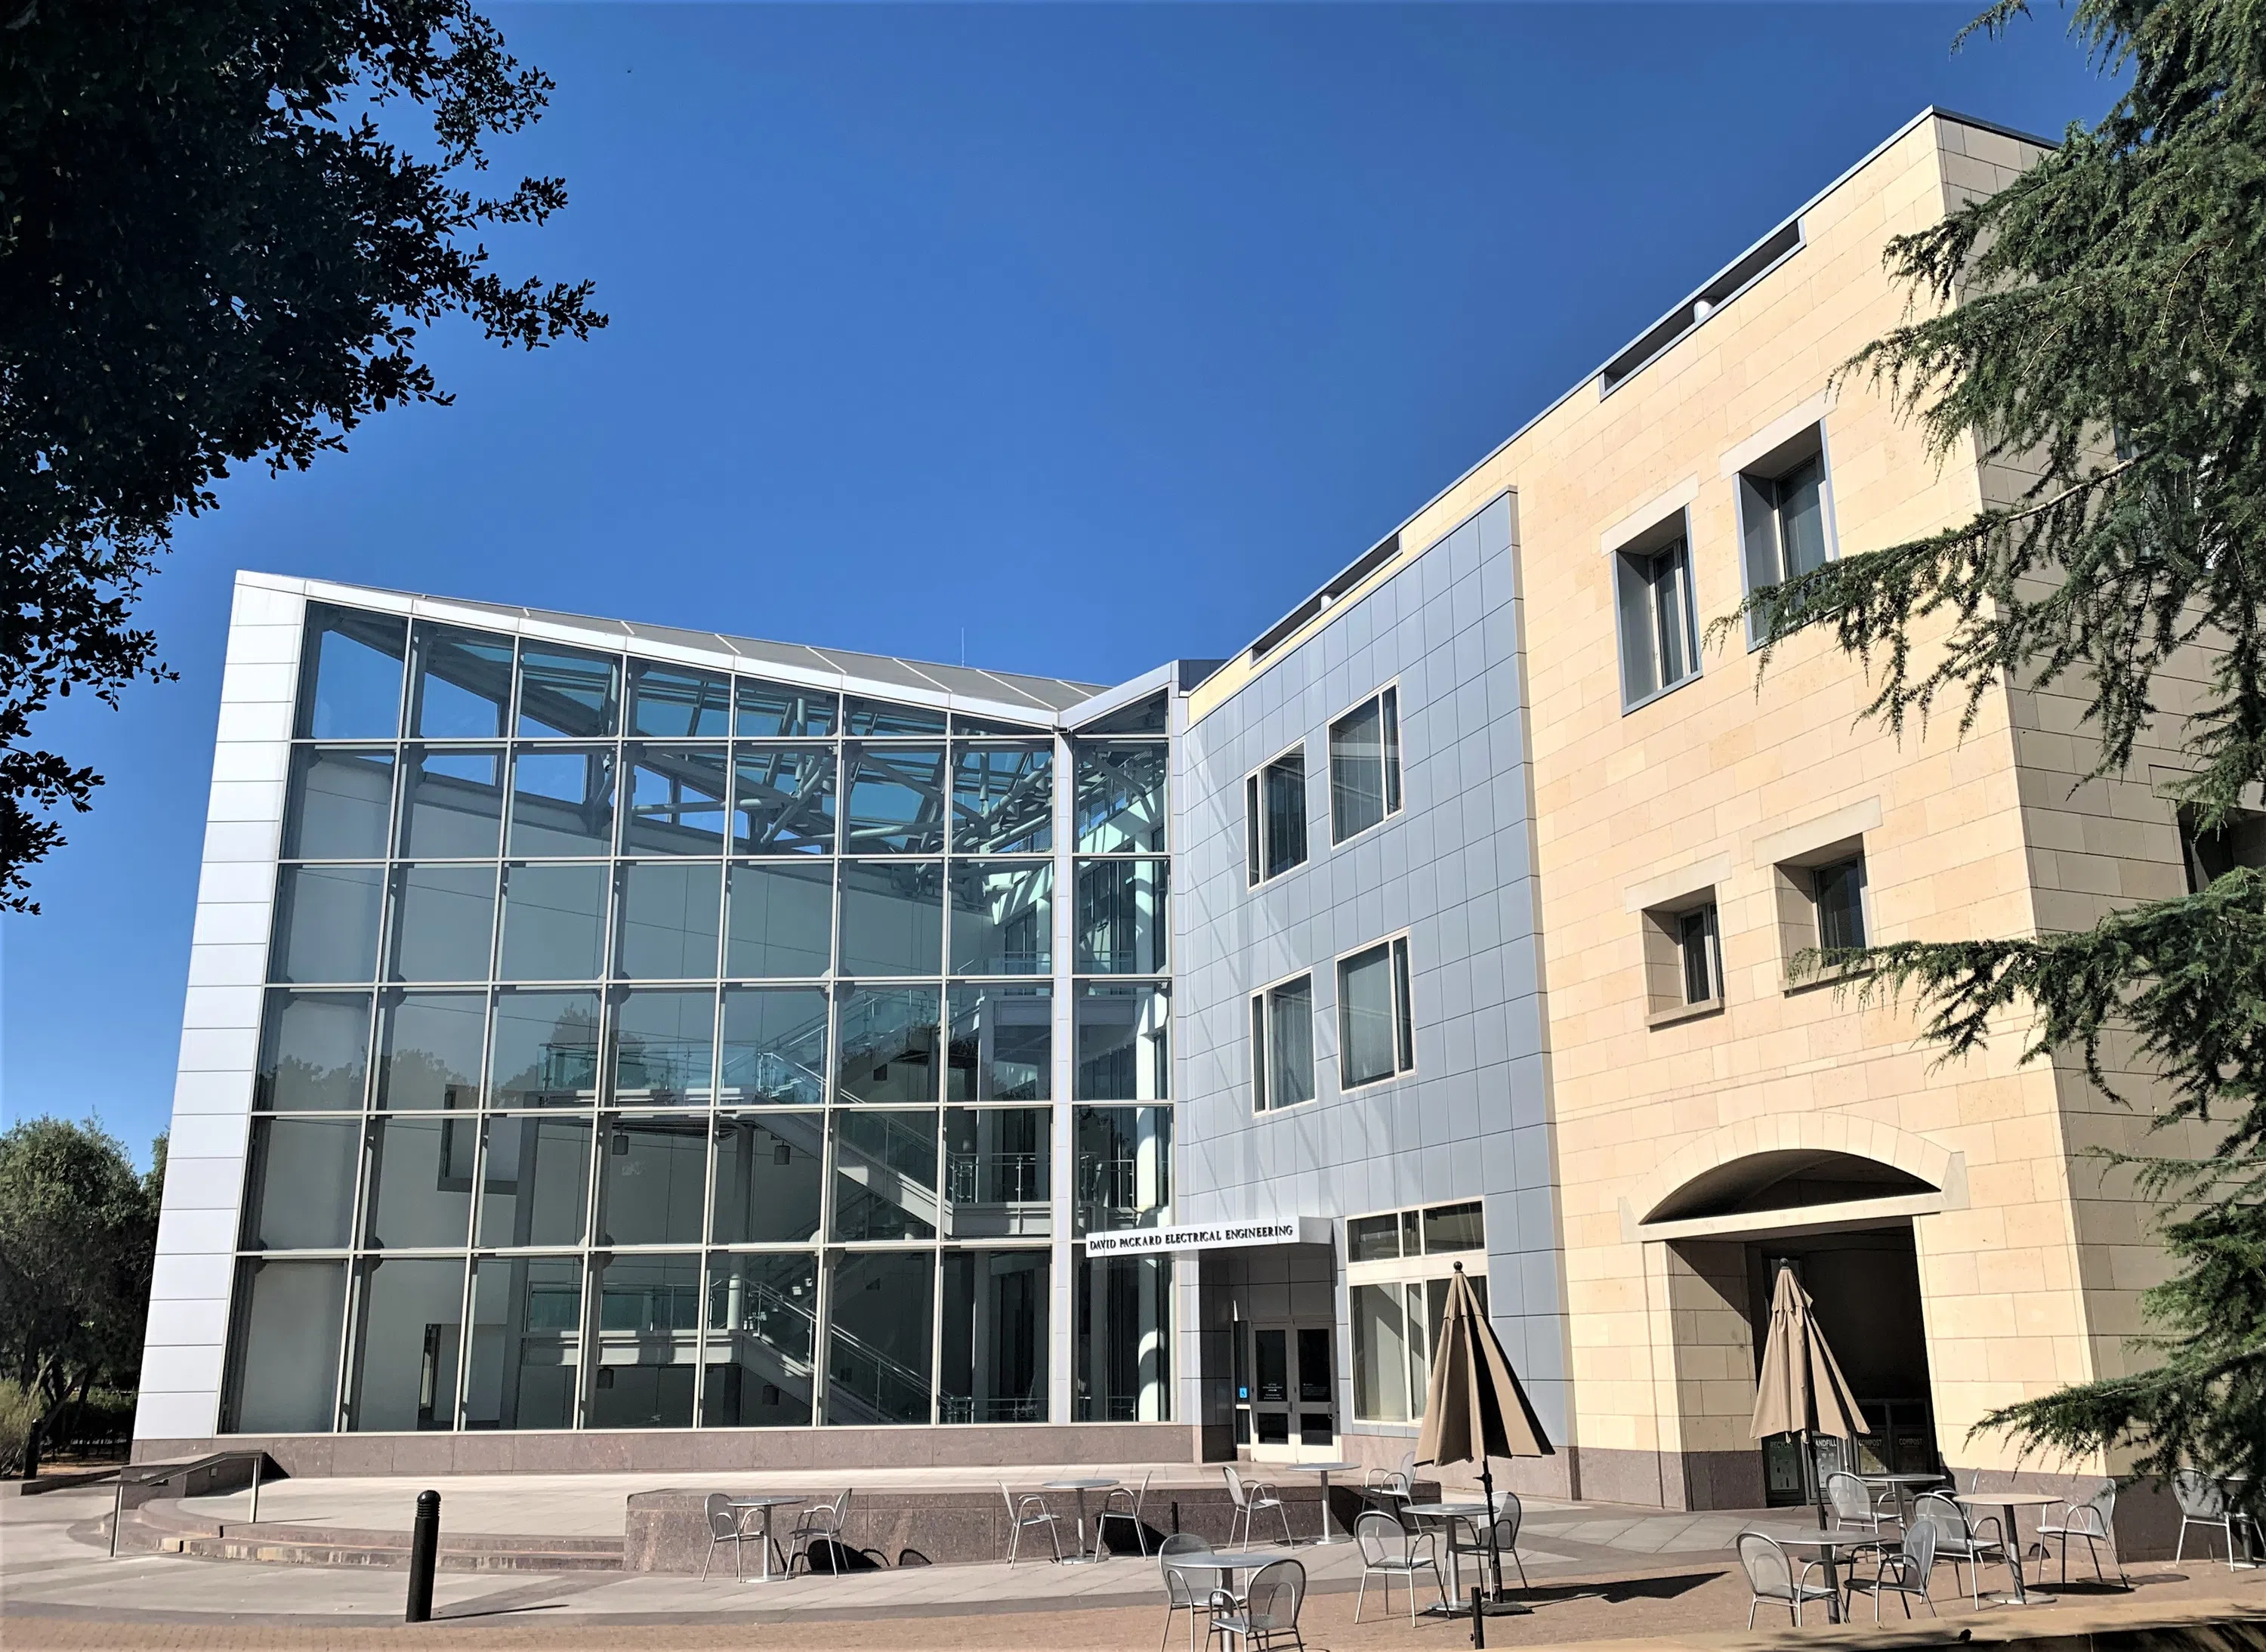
[1247,746,1307,885]
[2178,804,2266,894]
[1391,936,1414,1073]
[1642,890,1725,1023]
[1812,857,1867,953]
[1329,687,1405,844]
[1252,976,1314,1112]
[1614,536,1698,708]
[1338,938,1415,1091]
[1676,906,1719,1005]
[1738,428,1836,645]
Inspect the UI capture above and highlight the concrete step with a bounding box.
[103,1504,624,1573]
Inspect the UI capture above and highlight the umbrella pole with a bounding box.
[1809,1431,1826,1531]
[1481,1459,1503,1598]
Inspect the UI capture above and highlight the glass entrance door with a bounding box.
[1246,1322,1336,1461]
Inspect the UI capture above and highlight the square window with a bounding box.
[951,744,1053,854]
[615,860,722,980]
[1771,841,1870,981]
[387,863,496,983]
[409,623,513,739]
[724,861,832,978]
[282,747,395,860]
[498,862,609,982]
[516,646,619,740]
[508,748,616,857]
[1073,983,1169,1101]
[622,747,729,856]
[734,678,838,739]
[843,747,947,854]
[270,864,385,984]
[838,860,944,977]
[396,748,505,860]
[719,986,830,1107]
[731,747,835,854]
[1074,743,1166,853]
[626,661,731,739]
[295,604,405,741]
[1329,689,1403,844]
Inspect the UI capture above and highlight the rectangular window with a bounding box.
[1337,937,1415,1090]
[1738,429,1835,645]
[1246,746,1307,885]
[1252,975,1314,1112]
[1813,856,1867,953]
[2178,804,2266,893]
[1329,688,1403,844]
[1614,533,1698,707]
[1677,905,1719,1005]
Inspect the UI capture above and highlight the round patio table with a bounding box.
[1295,1462,1359,1545]
[726,1494,804,1583]
[1857,1471,1948,1525]
[1042,1478,1121,1564]
[1955,1491,2061,1605]
[1741,1524,1890,1623]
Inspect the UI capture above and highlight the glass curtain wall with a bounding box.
[221,601,1127,1435]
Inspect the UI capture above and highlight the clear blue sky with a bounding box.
[2,3,2117,1163]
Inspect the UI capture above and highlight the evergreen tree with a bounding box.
[1730,0,2265,1490]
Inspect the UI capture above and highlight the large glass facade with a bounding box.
[221,604,1173,1434]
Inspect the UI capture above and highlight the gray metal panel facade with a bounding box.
[1169,493,1572,1440]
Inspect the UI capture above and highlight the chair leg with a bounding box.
[1511,1546,1530,1589]
[2175,1520,2189,1565]
[1747,1599,1760,1629]
[702,1536,715,1583]
[1354,1570,1369,1623]
[1277,1503,1294,1548]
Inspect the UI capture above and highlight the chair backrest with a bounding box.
[1825,1471,1873,1523]
[2080,1478,2119,1531]
[1159,1531,1207,1604]
[1223,1465,1249,1508]
[2172,1470,2224,1517]
[704,1492,739,1541]
[1903,1514,1939,1574]
[832,1487,854,1518]
[998,1482,1016,1518]
[1131,1468,1153,1508]
[1915,1492,1971,1542]
[1354,1509,1402,1565]
[1493,1492,1524,1549]
[1737,1533,1794,1601]
[1243,1558,1305,1629]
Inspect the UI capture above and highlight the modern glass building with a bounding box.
[139,110,2212,1516]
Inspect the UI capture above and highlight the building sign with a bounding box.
[1083,1218,1332,1257]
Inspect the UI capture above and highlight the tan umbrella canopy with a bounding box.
[1417,1263,1553,1604]
[1750,1264,1869,1524]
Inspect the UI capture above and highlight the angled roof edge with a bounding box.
[1057,660,1183,733]
[245,570,1108,721]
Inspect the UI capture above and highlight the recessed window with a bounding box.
[1772,843,1869,981]
[1737,428,1835,645]
[1813,857,1867,953]
[1677,906,1720,1005]
[1614,526,1698,709]
[1329,687,1402,845]
[1251,975,1314,1113]
[2178,804,2266,893]
[1246,745,1308,885]
[1642,893,1723,1024]
[1337,937,1415,1090]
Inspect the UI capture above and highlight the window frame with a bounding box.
[1734,424,1841,650]
[1249,968,1317,1116]
[1334,932,1416,1093]
[1326,680,1405,849]
[1771,838,1872,992]
[1243,739,1311,888]
[1611,514,1702,713]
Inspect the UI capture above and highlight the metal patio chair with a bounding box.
[1915,1490,2004,1609]
[1363,1450,1417,1511]
[1223,1465,1293,1552]
[1206,1556,1306,1652]
[1842,1515,1939,1623]
[2037,1478,2129,1587]
[698,1492,759,1583]
[1488,1493,1532,1589]
[1096,1468,1155,1559]
[1826,1470,1897,1535]
[789,1487,853,1576]
[2173,1470,2264,1570]
[1158,1532,1211,1652]
[1737,1532,1837,1628]
[999,1481,1064,1567]
[1353,1509,1446,1625]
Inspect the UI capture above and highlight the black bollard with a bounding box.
[406,1490,440,1623]
[1470,1586,1486,1648]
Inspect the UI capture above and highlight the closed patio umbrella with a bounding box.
[1749,1264,1869,1527]
[1417,1262,1554,1608]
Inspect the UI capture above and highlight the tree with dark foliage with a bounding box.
[1728,0,2265,1492]
[0,0,604,909]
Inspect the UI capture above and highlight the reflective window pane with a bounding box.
[822,1249,934,1425]
[844,696,946,737]
[517,646,619,740]
[1264,977,1315,1110]
[410,623,514,739]
[387,863,496,983]
[941,1107,1051,1239]
[508,749,616,856]
[730,747,835,855]
[951,745,1052,854]
[1073,858,1167,974]
[1338,942,1398,1089]
[720,986,829,1107]
[363,1116,476,1248]
[835,983,940,1104]
[1074,983,1169,1101]
[297,605,406,740]
[474,1117,592,1246]
[255,989,371,1111]
[610,988,715,1104]
[282,748,394,860]
[499,862,609,981]
[838,860,943,976]
[1074,743,1166,852]
[464,1256,582,1429]
[397,748,505,859]
[374,992,485,1111]
[623,746,729,855]
[597,1116,708,1246]
[616,860,721,980]
[724,862,833,978]
[939,1249,1048,1424]
[1422,1200,1486,1255]
[1074,1252,1172,1422]
[487,990,601,1107]
[949,860,1051,976]
[709,1113,823,1243]
[588,1252,700,1428]
[1351,1283,1409,1424]
[829,1109,938,1242]
[702,1252,817,1426]
[953,712,1048,736]
[270,864,384,983]
[843,746,946,854]
[346,1257,465,1431]
[1073,1106,1172,1233]
[242,1116,360,1250]
[224,1258,347,1432]
[946,983,1050,1101]
[734,678,838,739]
[628,661,733,739]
